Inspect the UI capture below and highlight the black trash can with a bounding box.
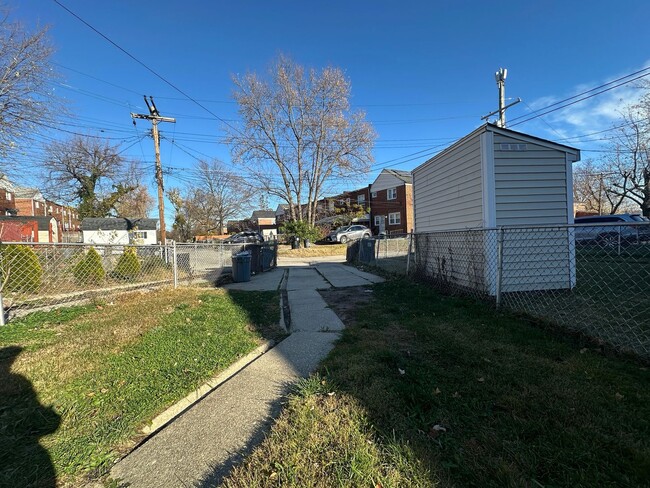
[261,246,275,271]
[231,252,251,282]
[303,238,311,248]
[291,236,301,249]
[248,244,262,274]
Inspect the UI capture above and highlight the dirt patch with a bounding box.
[319,286,374,326]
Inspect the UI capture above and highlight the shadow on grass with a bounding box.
[0,346,61,488]
[315,279,650,487]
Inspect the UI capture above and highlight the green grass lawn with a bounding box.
[223,279,650,487]
[0,287,282,487]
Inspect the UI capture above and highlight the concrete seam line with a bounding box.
[141,339,276,436]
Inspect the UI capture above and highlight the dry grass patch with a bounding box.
[277,243,347,258]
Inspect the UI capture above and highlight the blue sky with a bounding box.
[13,0,650,225]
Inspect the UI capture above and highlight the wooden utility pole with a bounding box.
[131,96,176,244]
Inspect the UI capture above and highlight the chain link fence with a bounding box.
[347,233,414,274]
[0,241,277,322]
[411,222,650,360]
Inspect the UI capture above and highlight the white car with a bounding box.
[327,225,371,244]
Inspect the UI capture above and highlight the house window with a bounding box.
[35,201,40,208]
[371,191,377,198]
[388,212,401,225]
[6,192,11,201]
[357,194,365,204]
[133,231,148,239]
[387,188,397,200]
[374,215,383,226]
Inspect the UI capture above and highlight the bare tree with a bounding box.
[0,9,60,164]
[228,56,375,226]
[43,136,136,218]
[604,103,650,217]
[573,160,630,215]
[166,161,253,240]
[192,160,253,234]
[115,185,154,218]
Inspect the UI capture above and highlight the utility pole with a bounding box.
[481,68,521,128]
[131,96,176,244]
[496,68,507,127]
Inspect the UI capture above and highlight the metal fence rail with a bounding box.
[0,241,277,322]
[411,222,650,360]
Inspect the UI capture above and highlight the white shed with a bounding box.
[412,123,580,294]
[81,218,159,245]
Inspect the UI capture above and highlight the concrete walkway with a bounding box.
[110,261,383,487]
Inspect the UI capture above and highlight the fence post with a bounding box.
[495,227,504,309]
[0,291,5,326]
[406,229,414,275]
[617,225,621,256]
[172,241,178,289]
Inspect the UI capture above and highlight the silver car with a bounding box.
[574,214,650,245]
[327,225,371,244]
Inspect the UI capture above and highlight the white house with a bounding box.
[412,123,580,294]
[81,218,158,245]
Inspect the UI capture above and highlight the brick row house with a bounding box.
[368,169,414,235]
[0,174,81,242]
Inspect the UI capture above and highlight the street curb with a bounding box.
[141,339,276,435]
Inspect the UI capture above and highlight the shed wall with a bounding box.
[413,133,483,232]
[493,134,568,226]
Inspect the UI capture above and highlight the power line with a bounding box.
[53,0,243,136]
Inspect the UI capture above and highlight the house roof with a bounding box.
[0,174,16,193]
[383,169,412,184]
[14,187,45,200]
[251,210,276,219]
[0,215,56,227]
[81,217,158,231]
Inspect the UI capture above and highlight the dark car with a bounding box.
[223,231,264,244]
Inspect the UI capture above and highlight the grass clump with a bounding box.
[0,244,43,292]
[72,247,105,285]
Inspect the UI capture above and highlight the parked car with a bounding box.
[327,225,371,244]
[574,214,650,245]
[223,231,264,244]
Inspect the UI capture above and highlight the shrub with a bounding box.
[0,244,43,292]
[280,220,323,242]
[72,247,105,285]
[112,247,141,281]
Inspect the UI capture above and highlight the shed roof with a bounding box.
[81,217,158,231]
[414,123,581,175]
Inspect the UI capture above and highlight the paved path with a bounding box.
[110,261,383,487]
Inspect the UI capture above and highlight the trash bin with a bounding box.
[303,238,311,248]
[231,251,251,282]
[248,244,262,274]
[291,236,301,249]
[261,246,275,271]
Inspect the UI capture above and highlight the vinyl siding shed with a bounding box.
[413,124,580,294]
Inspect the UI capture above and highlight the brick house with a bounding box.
[369,169,414,235]
[0,174,16,215]
[0,216,60,242]
[15,188,47,217]
[250,210,278,238]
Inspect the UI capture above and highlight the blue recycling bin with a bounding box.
[232,251,252,282]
